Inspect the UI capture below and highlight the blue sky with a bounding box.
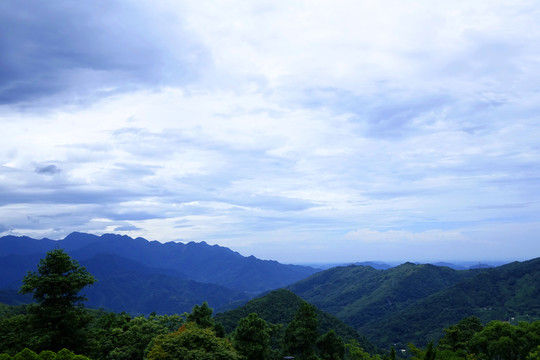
[1,0,539,263]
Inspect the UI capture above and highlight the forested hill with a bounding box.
[0,232,319,314]
[287,258,540,348]
[214,289,377,354]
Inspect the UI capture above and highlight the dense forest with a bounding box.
[1,249,539,360]
[288,259,540,348]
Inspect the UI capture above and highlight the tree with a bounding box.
[146,322,240,360]
[187,302,226,337]
[232,313,271,360]
[469,320,540,360]
[19,249,96,352]
[283,302,320,360]
[438,316,484,354]
[345,340,371,360]
[317,330,345,360]
[187,302,214,328]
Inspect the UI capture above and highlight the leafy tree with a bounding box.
[344,340,377,360]
[87,311,185,360]
[0,314,32,355]
[468,320,540,360]
[187,302,226,337]
[37,351,55,360]
[19,249,96,352]
[529,345,540,360]
[0,349,89,360]
[283,302,320,360]
[232,313,271,360]
[408,343,438,360]
[187,302,214,328]
[317,330,345,360]
[438,316,484,354]
[146,322,240,360]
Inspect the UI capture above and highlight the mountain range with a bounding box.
[1,232,538,349]
[0,232,318,313]
[286,258,540,348]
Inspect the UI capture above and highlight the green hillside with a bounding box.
[362,257,540,348]
[214,289,377,354]
[287,259,540,348]
[288,262,476,329]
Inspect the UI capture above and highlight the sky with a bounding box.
[1,0,540,264]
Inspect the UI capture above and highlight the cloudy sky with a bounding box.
[1,0,540,263]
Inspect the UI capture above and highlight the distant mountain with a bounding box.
[286,259,540,348]
[350,261,393,270]
[0,232,319,314]
[0,232,318,293]
[431,262,468,270]
[0,252,249,314]
[214,289,377,354]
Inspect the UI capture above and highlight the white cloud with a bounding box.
[1,0,540,262]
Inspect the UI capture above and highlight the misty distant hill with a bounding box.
[0,232,319,314]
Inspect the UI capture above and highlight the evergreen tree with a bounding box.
[187,302,214,328]
[317,330,345,360]
[283,302,320,360]
[19,249,96,352]
[232,313,271,360]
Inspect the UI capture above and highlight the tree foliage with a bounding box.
[146,322,240,360]
[468,320,540,360]
[0,348,90,360]
[232,313,271,360]
[20,249,96,308]
[19,249,96,353]
[283,302,320,360]
[438,316,484,355]
[317,329,345,360]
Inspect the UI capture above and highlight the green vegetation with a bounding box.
[283,302,320,360]
[288,259,540,348]
[146,323,240,360]
[2,249,540,360]
[0,348,91,360]
[19,249,96,353]
[215,289,377,353]
[232,313,271,360]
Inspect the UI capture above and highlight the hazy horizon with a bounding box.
[1,1,539,264]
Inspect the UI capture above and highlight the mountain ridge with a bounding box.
[0,232,319,314]
[0,232,318,293]
[286,257,540,348]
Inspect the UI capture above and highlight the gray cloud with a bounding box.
[0,0,209,105]
[2,1,540,262]
[35,164,61,175]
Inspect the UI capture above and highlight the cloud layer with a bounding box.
[1,0,540,263]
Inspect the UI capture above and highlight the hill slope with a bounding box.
[214,289,377,354]
[288,262,476,329]
[288,259,540,348]
[361,257,540,348]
